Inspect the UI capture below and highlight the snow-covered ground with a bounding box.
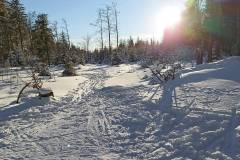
[0,57,240,159]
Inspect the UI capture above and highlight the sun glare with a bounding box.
[154,6,183,37]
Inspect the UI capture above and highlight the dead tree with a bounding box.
[91,9,106,62]
[16,70,43,103]
[103,5,113,55]
[112,2,119,49]
[82,34,92,62]
[62,18,71,50]
[91,9,105,51]
[150,62,182,84]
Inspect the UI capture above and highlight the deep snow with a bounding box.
[0,57,240,159]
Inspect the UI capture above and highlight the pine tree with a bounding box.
[26,11,37,59]
[32,14,54,66]
[0,0,11,63]
[181,0,205,64]
[58,31,70,64]
[9,0,28,52]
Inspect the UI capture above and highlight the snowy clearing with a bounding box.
[0,57,240,159]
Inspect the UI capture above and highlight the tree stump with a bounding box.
[38,88,54,97]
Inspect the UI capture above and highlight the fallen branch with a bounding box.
[17,82,31,103]
[150,68,164,83]
[16,70,43,103]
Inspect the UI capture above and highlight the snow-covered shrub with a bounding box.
[8,51,25,66]
[139,59,152,68]
[62,61,76,76]
[128,51,137,62]
[173,62,183,70]
[38,63,51,77]
[111,52,122,66]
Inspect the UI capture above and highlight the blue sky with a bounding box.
[22,0,186,47]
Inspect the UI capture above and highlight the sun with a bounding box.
[156,6,183,28]
[154,6,183,35]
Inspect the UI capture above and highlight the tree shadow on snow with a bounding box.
[98,78,240,158]
[0,96,49,122]
[159,62,240,110]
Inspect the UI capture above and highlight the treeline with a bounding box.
[1,0,239,68]
[162,0,240,64]
[0,0,183,67]
[0,0,85,67]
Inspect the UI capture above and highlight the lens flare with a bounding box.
[153,6,183,41]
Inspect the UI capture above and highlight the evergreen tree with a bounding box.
[58,31,69,64]
[181,0,205,64]
[32,14,54,66]
[0,0,12,63]
[9,0,28,52]
[26,11,37,59]
[127,36,134,48]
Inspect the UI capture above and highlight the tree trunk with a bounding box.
[196,47,203,65]
[17,20,24,52]
[113,4,119,49]
[106,7,112,56]
[237,7,240,55]
[98,10,104,51]
[208,35,213,63]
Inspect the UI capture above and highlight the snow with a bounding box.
[0,57,240,159]
[43,76,88,98]
[104,64,144,87]
[0,67,88,107]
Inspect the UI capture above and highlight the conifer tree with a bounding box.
[9,0,28,52]
[0,0,11,63]
[32,14,54,66]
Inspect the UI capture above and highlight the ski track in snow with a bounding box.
[0,67,115,159]
[0,60,240,159]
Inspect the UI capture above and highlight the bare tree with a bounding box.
[51,21,60,63]
[112,2,119,49]
[83,34,91,53]
[103,5,113,55]
[98,9,104,50]
[82,34,92,62]
[62,18,71,50]
[91,9,104,50]
[26,11,36,62]
[52,21,59,42]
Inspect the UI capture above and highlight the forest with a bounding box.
[0,0,240,159]
[0,0,239,68]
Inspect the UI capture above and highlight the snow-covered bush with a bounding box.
[139,58,153,68]
[38,63,51,77]
[111,52,122,66]
[128,50,137,62]
[8,51,26,66]
[62,61,77,76]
